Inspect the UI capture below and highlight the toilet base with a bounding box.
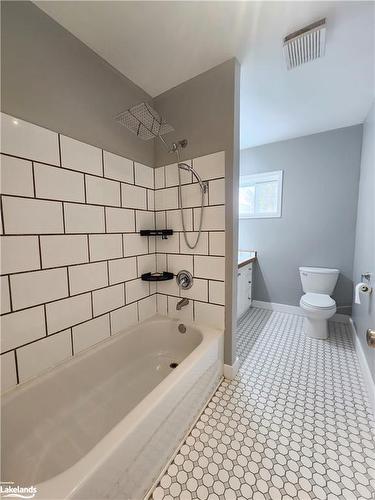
[304,317,328,340]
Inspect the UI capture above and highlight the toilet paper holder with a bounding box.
[361,272,372,282]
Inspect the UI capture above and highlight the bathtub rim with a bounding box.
[142,373,224,500]
[18,314,223,499]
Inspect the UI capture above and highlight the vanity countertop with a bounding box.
[238,251,257,268]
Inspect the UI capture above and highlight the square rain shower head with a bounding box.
[116,102,174,141]
[283,18,326,70]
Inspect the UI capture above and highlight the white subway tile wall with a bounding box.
[34,163,85,203]
[0,154,34,197]
[110,303,138,335]
[0,112,225,392]
[0,113,156,391]
[103,151,133,183]
[1,276,11,314]
[154,151,225,331]
[60,135,102,176]
[17,330,72,383]
[72,315,111,353]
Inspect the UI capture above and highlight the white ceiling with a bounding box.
[35,1,374,149]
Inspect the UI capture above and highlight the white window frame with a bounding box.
[239,170,283,219]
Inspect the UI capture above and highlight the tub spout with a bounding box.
[176,298,189,310]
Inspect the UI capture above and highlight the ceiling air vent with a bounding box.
[283,18,326,70]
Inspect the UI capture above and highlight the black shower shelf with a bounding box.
[139,229,173,239]
[141,272,174,282]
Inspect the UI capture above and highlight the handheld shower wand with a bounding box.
[178,162,207,194]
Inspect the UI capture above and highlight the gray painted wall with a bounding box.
[1,1,154,166]
[239,126,363,310]
[352,102,375,382]
[154,59,240,365]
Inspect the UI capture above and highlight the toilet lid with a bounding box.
[301,293,336,309]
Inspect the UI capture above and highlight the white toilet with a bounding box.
[299,267,339,339]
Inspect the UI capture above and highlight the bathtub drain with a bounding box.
[170,362,179,369]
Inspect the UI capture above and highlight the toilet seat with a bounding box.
[300,293,336,310]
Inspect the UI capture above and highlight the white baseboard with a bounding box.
[348,318,375,418]
[224,357,239,380]
[252,300,350,323]
[252,300,302,315]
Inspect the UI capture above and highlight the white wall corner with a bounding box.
[224,356,239,380]
[349,318,375,419]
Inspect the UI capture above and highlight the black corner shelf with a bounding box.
[139,229,173,240]
[141,272,174,282]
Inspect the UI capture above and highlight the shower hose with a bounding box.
[175,148,205,250]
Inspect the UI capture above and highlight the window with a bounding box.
[239,170,283,219]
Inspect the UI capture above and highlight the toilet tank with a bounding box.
[299,267,339,294]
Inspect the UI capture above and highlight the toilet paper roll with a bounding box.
[354,282,372,304]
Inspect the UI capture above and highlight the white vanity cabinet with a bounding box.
[237,263,253,318]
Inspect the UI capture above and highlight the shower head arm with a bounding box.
[157,136,188,155]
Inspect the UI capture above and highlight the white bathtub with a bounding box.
[2,314,223,499]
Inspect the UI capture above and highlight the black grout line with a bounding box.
[70,328,75,356]
[0,228,226,237]
[117,182,121,208]
[90,291,94,318]
[108,310,112,336]
[43,304,48,334]
[57,134,62,167]
[0,153,155,186]
[0,190,179,211]
[31,161,37,197]
[101,149,105,177]
[0,249,226,279]
[1,151,225,187]
[121,234,125,257]
[0,196,6,234]
[154,175,224,192]
[62,202,66,233]
[106,260,110,286]
[7,275,13,312]
[104,206,107,233]
[0,193,225,223]
[86,234,91,262]
[14,350,20,384]
[2,306,123,356]
[156,292,224,308]
[83,175,87,204]
[0,275,164,319]
[37,235,43,268]
[66,267,71,296]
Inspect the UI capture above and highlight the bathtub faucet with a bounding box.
[176,298,189,310]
